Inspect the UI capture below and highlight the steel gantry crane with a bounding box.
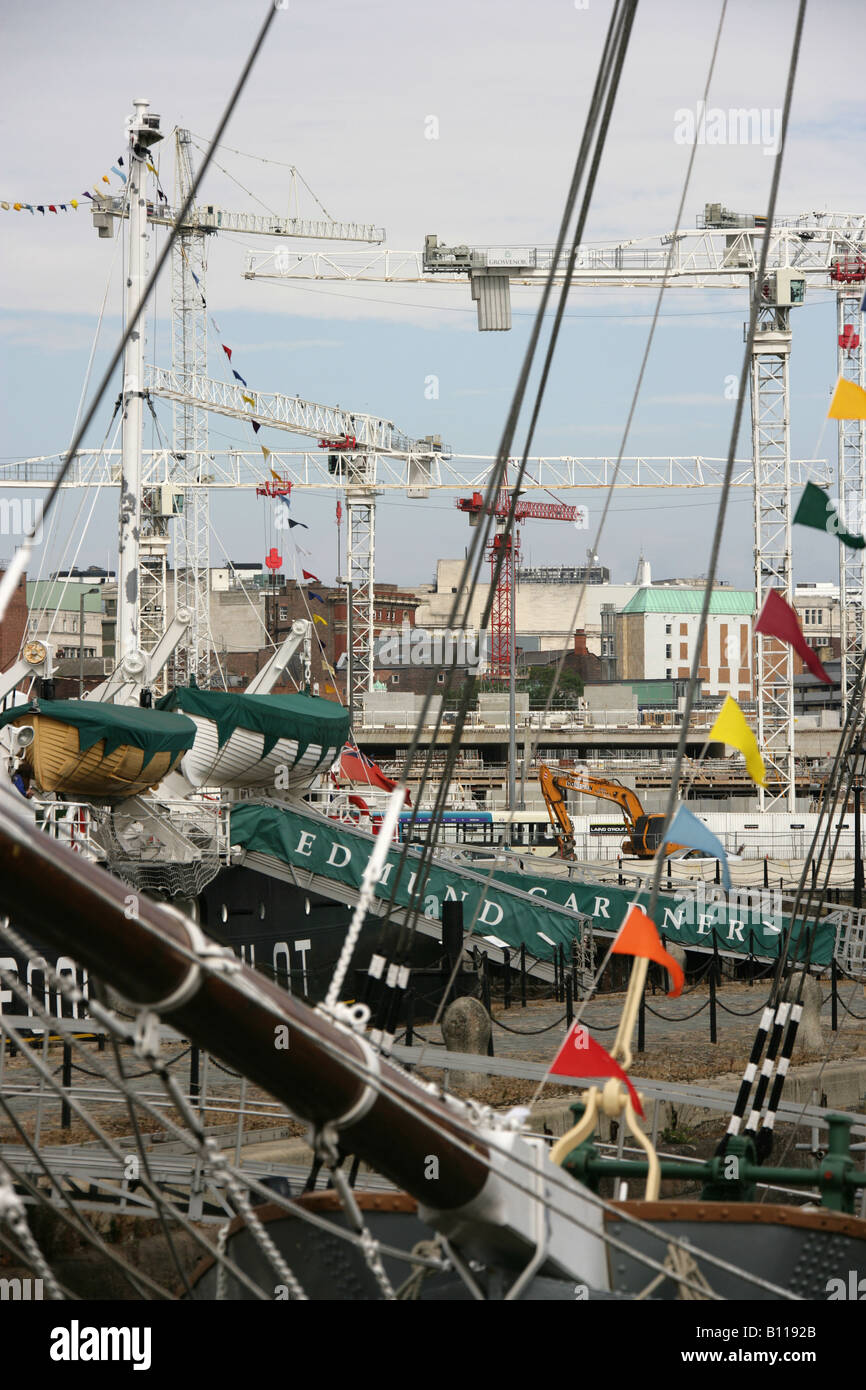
[90,103,385,687]
[245,207,866,810]
[456,482,582,683]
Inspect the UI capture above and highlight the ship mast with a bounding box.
[117,99,162,670]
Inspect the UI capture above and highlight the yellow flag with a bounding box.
[102,175,110,184]
[313,613,328,626]
[260,446,270,461]
[147,162,158,175]
[241,393,255,408]
[325,684,336,694]
[708,696,766,787]
[70,199,78,209]
[271,469,283,481]
[828,377,866,420]
[13,203,22,211]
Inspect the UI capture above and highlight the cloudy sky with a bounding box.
[1,0,863,598]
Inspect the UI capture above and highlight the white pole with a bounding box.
[117,99,161,665]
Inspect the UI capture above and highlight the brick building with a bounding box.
[0,565,28,671]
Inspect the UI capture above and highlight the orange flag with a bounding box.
[612,904,685,998]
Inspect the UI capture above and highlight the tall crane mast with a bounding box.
[456,483,581,683]
[92,110,384,689]
[246,208,866,811]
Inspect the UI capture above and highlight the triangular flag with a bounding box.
[308,590,325,604]
[756,589,832,686]
[111,165,127,183]
[261,446,271,462]
[70,199,78,209]
[251,420,261,434]
[232,370,248,386]
[37,205,44,214]
[665,805,731,891]
[828,376,866,420]
[221,344,232,360]
[794,482,865,550]
[48,205,57,213]
[13,203,21,211]
[102,175,110,184]
[612,905,685,998]
[270,467,283,480]
[325,684,337,694]
[288,518,308,529]
[241,394,255,408]
[146,162,158,176]
[708,695,766,788]
[302,570,320,583]
[336,500,342,523]
[549,1023,644,1117]
[313,613,328,626]
[117,156,124,167]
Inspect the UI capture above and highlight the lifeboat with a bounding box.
[155,687,350,792]
[0,698,197,799]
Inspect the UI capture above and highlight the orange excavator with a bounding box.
[539,762,685,860]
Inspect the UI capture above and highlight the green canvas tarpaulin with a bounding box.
[157,688,350,763]
[229,803,836,967]
[0,699,196,762]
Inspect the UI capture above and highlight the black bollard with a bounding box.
[855,781,863,909]
[565,976,574,1028]
[618,855,623,886]
[61,1040,72,1130]
[715,857,720,886]
[831,955,838,1032]
[637,983,646,1054]
[764,856,769,890]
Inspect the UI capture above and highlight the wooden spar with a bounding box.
[0,795,490,1210]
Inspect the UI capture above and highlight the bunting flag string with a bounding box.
[708,695,766,788]
[755,588,832,686]
[793,482,866,551]
[827,375,866,420]
[2,151,137,214]
[665,805,731,891]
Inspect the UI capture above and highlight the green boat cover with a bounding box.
[229,803,836,967]
[156,688,350,763]
[0,699,197,762]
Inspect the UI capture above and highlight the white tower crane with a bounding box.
[91,111,385,688]
[245,209,866,811]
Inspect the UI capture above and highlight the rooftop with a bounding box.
[621,588,754,615]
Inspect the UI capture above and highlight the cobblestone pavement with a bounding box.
[408,979,866,1078]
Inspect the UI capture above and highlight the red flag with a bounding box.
[302,569,320,583]
[336,501,342,523]
[755,588,832,686]
[612,905,685,997]
[222,344,232,360]
[550,1023,644,1117]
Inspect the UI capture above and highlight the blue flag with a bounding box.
[308,590,324,604]
[232,369,248,386]
[666,804,731,891]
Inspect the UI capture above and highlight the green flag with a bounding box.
[793,482,865,550]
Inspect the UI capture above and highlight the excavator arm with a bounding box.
[538,763,683,860]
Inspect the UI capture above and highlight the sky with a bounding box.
[1,0,864,601]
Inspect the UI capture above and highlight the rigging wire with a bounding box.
[0,0,281,627]
[365,0,640,980]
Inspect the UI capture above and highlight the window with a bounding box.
[665,624,671,635]
[279,606,288,620]
[665,644,672,659]
[390,674,399,684]
[436,672,445,684]
[817,609,824,624]
[665,668,671,678]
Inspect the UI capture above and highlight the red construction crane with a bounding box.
[456,481,581,683]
